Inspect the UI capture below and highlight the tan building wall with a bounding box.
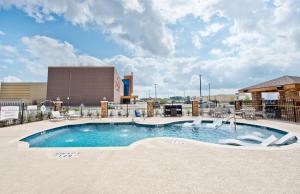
[194,95,236,102]
[0,82,47,104]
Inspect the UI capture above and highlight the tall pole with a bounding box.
[68,71,71,108]
[199,75,202,101]
[154,84,158,101]
[208,83,211,101]
[126,103,129,117]
[183,88,186,104]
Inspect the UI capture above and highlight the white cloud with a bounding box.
[2,34,300,97]
[192,22,224,49]
[0,0,175,57]
[2,58,14,64]
[0,30,5,36]
[0,65,8,69]
[0,45,19,63]
[191,33,203,49]
[121,0,144,13]
[19,35,107,75]
[199,23,225,37]
[1,1,300,97]
[0,44,17,55]
[210,49,223,56]
[1,76,22,82]
[152,0,219,23]
[219,0,300,71]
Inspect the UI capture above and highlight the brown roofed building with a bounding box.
[239,75,300,111]
[47,66,124,106]
[239,75,300,93]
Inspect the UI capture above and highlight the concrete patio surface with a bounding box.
[0,117,299,194]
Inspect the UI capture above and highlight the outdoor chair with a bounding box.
[50,111,65,121]
[135,110,141,117]
[219,135,278,147]
[255,111,264,119]
[234,110,243,118]
[211,107,225,118]
[241,107,256,119]
[68,110,81,120]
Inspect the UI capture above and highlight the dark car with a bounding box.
[154,101,160,108]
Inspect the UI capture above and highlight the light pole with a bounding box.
[67,96,70,109]
[199,74,202,101]
[126,102,129,117]
[68,71,71,109]
[208,83,211,101]
[154,83,158,101]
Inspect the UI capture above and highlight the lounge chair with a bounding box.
[219,135,278,147]
[238,135,264,143]
[50,111,65,121]
[273,133,297,145]
[68,110,80,120]
[238,133,297,146]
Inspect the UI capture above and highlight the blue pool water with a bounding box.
[21,121,295,147]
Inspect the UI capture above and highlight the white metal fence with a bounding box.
[0,101,234,127]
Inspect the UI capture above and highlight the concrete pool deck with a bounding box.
[0,117,300,194]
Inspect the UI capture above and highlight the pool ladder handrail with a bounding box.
[215,114,237,131]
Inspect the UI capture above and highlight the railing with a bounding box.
[215,114,237,130]
[3,99,298,128]
[0,102,194,127]
[235,99,300,123]
[0,101,52,127]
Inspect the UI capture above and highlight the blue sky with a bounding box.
[0,8,125,58]
[0,0,300,98]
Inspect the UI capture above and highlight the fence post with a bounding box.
[192,100,199,116]
[20,103,25,124]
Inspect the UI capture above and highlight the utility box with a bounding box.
[164,104,182,117]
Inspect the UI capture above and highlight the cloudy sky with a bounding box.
[0,0,299,98]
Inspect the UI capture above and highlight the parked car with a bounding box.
[201,101,216,108]
[154,101,160,108]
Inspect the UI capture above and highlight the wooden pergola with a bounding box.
[239,75,300,110]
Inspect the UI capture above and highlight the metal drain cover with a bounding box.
[55,152,80,158]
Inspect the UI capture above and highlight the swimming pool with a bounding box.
[21,121,297,147]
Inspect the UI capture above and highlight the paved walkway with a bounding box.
[0,117,299,194]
